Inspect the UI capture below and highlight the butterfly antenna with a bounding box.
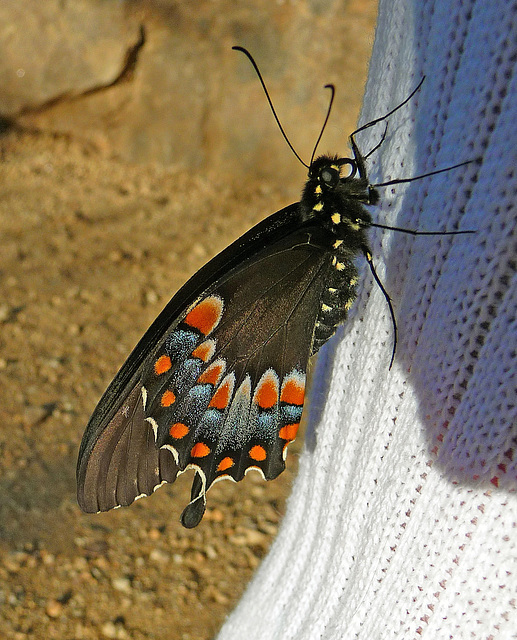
[372,159,475,188]
[351,77,426,142]
[367,221,476,236]
[309,84,335,167]
[364,122,388,160]
[233,46,309,169]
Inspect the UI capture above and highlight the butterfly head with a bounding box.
[307,154,376,199]
[308,155,355,185]
[302,155,375,233]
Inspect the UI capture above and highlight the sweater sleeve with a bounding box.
[217,1,517,638]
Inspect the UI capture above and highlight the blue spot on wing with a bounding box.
[281,404,303,423]
[171,358,203,395]
[257,412,277,441]
[165,329,198,361]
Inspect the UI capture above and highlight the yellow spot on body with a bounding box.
[350,277,358,286]
[322,304,332,312]
[333,239,343,248]
[313,201,323,212]
[331,213,341,224]
[335,262,345,271]
[315,185,322,194]
[328,287,337,293]
[345,298,354,310]
[331,164,340,171]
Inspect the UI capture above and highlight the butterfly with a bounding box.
[77,47,473,528]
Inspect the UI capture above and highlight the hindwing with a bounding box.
[77,214,335,527]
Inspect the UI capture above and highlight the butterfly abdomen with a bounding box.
[312,256,359,355]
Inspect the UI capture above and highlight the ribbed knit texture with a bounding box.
[217,0,516,638]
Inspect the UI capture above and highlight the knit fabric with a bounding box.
[217,0,517,638]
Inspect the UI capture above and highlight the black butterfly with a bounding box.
[77,48,472,528]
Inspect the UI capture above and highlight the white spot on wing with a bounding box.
[146,416,158,441]
[282,369,306,391]
[212,474,237,486]
[160,443,179,465]
[244,466,267,481]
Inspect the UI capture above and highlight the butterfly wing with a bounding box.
[77,203,335,526]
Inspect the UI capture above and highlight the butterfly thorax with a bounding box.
[301,155,375,245]
[301,155,378,354]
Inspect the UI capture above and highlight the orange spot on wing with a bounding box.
[192,340,215,362]
[161,390,176,407]
[198,360,225,386]
[191,442,211,458]
[209,378,232,409]
[279,423,299,441]
[281,377,305,406]
[249,445,267,462]
[217,457,234,472]
[185,296,223,335]
[170,423,189,439]
[154,355,172,375]
[255,373,279,409]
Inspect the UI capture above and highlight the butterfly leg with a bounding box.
[362,246,398,368]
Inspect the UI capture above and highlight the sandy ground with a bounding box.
[0,12,375,638]
[0,129,314,639]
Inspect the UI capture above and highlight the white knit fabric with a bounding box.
[217,0,516,638]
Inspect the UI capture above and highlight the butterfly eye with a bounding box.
[319,166,340,187]
[340,158,357,179]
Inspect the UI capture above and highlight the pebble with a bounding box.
[46,599,63,618]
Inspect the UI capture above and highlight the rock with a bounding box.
[0,0,376,189]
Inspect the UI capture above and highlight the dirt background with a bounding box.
[0,2,377,638]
